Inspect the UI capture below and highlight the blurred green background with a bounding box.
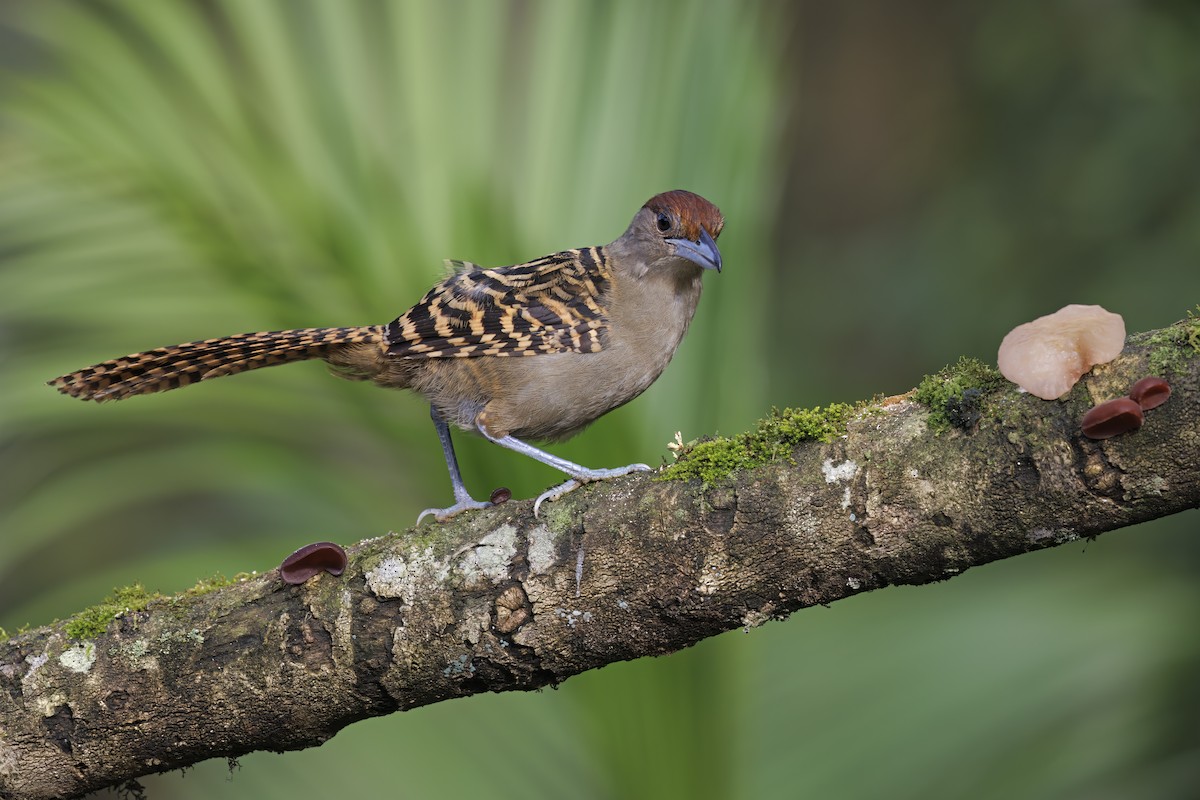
[1,1,1198,797]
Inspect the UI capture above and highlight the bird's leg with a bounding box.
[417,407,492,524]
[477,424,650,516]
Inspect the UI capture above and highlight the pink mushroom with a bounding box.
[997,304,1126,400]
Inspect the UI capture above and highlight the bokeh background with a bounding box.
[2,1,1198,797]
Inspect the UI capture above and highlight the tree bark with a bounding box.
[1,323,1197,799]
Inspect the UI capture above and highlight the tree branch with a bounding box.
[2,322,1197,799]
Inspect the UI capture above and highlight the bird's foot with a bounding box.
[417,496,492,525]
[533,463,652,517]
[533,480,580,517]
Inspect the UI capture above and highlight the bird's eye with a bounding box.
[656,212,672,233]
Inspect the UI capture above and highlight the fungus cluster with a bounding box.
[997,305,1126,400]
[1081,376,1171,440]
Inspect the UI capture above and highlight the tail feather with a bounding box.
[49,326,385,401]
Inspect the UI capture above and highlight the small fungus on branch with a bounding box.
[279,542,348,585]
[1129,376,1171,411]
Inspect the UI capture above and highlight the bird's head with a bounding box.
[614,190,724,276]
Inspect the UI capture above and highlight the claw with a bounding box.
[416,497,493,525]
[531,463,652,517]
[533,479,581,517]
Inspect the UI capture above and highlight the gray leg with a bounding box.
[417,407,492,524]
[478,427,650,516]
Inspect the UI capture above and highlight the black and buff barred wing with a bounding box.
[386,247,612,358]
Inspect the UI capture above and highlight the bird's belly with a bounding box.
[494,345,667,441]
[410,338,674,442]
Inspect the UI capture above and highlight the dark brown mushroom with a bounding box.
[279,541,348,585]
[1081,397,1144,440]
[1128,377,1171,411]
[489,487,512,505]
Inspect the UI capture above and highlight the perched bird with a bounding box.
[49,190,724,521]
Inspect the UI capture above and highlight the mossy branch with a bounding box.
[2,319,1198,800]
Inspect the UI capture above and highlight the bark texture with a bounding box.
[1,324,1197,799]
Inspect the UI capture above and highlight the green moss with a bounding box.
[914,356,1006,434]
[180,573,236,598]
[660,403,857,486]
[0,623,37,643]
[13,573,257,646]
[64,584,162,640]
[1145,307,1200,376]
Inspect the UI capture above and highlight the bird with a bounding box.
[48,190,725,522]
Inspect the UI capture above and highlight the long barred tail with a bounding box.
[48,326,385,402]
